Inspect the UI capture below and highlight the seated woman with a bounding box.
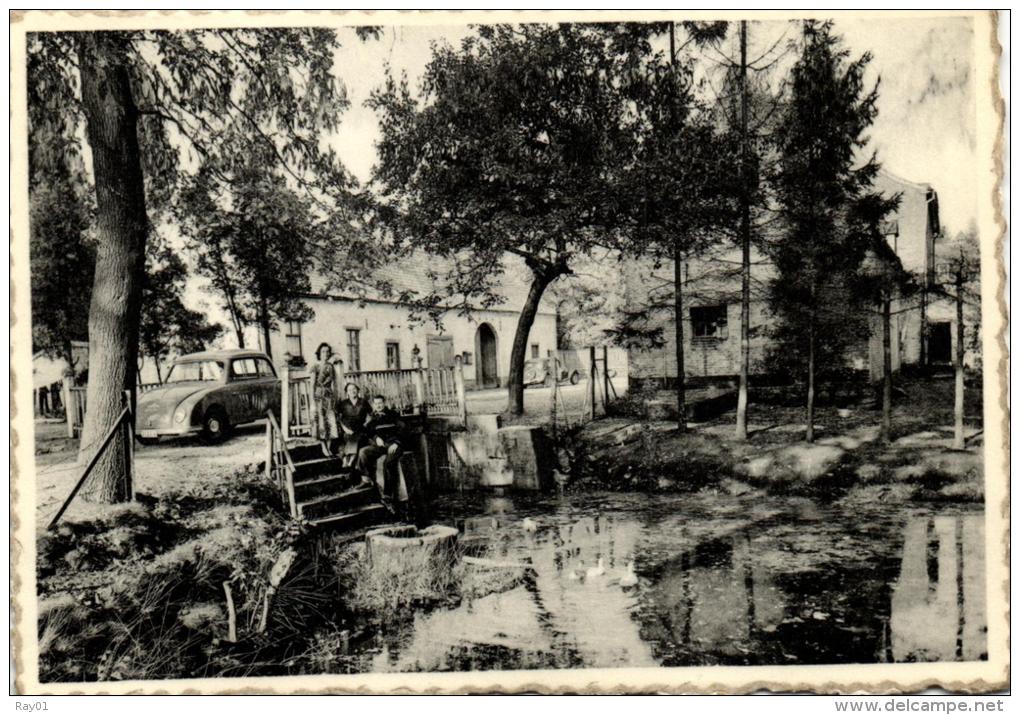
[337,382,371,469]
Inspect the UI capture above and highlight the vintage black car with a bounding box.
[135,349,281,443]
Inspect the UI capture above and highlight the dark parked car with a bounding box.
[523,354,583,387]
[135,349,280,444]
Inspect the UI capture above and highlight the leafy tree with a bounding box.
[769,21,884,442]
[139,235,223,382]
[370,23,654,415]
[619,24,735,431]
[29,156,94,372]
[180,157,324,359]
[27,27,370,501]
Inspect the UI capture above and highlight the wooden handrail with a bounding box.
[265,409,298,517]
[47,407,131,531]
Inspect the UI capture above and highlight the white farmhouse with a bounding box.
[265,252,558,389]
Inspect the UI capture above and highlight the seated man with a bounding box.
[337,382,371,467]
[357,395,406,502]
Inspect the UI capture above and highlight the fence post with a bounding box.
[454,354,467,424]
[280,356,291,442]
[602,345,610,412]
[122,390,134,500]
[62,369,75,438]
[589,346,597,420]
[549,352,559,438]
[412,348,426,413]
[264,419,273,483]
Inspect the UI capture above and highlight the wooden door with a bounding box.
[426,335,454,368]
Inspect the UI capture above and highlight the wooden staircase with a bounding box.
[266,413,390,531]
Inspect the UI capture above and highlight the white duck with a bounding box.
[522,517,538,533]
[585,557,606,580]
[619,560,638,588]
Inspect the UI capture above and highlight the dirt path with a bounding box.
[35,422,266,530]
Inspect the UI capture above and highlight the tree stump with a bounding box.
[363,525,461,601]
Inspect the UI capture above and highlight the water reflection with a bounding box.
[890,515,986,662]
[352,494,986,672]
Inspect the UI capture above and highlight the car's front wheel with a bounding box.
[569,370,580,385]
[200,406,230,444]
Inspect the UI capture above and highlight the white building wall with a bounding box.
[268,297,557,388]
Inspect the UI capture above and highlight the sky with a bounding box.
[327,15,978,238]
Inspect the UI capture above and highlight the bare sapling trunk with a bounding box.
[507,268,557,415]
[953,275,966,450]
[881,291,893,442]
[673,244,687,432]
[806,322,816,443]
[76,33,149,503]
[735,19,751,441]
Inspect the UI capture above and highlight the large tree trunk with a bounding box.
[735,19,751,442]
[76,33,149,503]
[507,268,558,415]
[673,245,687,432]
[953,278,966,450]
[221,268,245,348]
[881,292,893,442]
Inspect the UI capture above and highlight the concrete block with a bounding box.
[497,425,555,491]
[466,413,502,434]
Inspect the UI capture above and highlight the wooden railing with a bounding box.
[277,353,467,441]
[345,369,419,412]
[64,384,87,438]
[62,376,162,438]
[280,371,315,439]
[265,409,298,518]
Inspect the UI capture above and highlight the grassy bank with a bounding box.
[36,464,366,682]
[567,375,984,504]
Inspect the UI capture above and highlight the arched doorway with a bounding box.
[475,323,499,389]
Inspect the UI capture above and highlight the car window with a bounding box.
[231,358,258,379]
[166,360,223,383]
[255,358,275,378]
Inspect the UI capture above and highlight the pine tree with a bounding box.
[770,21,884,442]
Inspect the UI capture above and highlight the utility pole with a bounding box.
[669,22,688,433]
[735,20,751,440]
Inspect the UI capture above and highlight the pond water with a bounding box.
[343,492,986,673]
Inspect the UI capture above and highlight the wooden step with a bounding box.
[291,456,352,483]
[297,484,378,521]
[292,473,359,501]
[286,443,335,464]
[307,503,390,531]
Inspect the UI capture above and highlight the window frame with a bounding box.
[346,328,362,372]
[690,305,729,342]
[385,341,401,370]
[284,321,303,360]
[230,358,260,381]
